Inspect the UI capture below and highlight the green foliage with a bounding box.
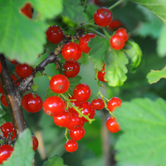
[0,104,5,125]
[2,129,34,166]
[43,155,67,166]
[114,98,166,166]
[157,25,166,57]
[0,0,62,64]
[147,66,166,84]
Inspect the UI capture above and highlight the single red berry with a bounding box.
[53,111,72,127]
[0,122,16,140]
[79,33,96,53]
[43,96,65,116]
[91,98,104,110]
[8,59,17,65]
[50,74,69,93]
[108,20,122,30]
[97,63,107,82]
[32,135,39,151]
[22,93,43,113]
[107,97,122,112]
[94,0,105,6]
[0,63,2,73]
[115,28,129,42]
[69,126,85,141]
[110,34,125,50]
[63,61,80,78]
[94,7,113,27]
[0,84,3,93]
[0,145,14,164]
[106,117,120,133]
[46,25,63,44]
[67,114,84,130]
[62,42,82,61]
[16,64,33,78]
[20,3,33,19]
[64,140,78,153]
[1,94,8,107]
[12,75,20,86]
[73,83,91,102]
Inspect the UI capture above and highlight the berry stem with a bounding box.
[83,0,88,12]
[103,28,111,38]
[65,128,69,141]
[60,94,95,123]
[108,0,124,10]
[86,28,107,39]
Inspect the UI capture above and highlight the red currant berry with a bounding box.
[1,94,8,107]
[50,74,69,93]
[69,126,85,141]
[0,122,16,140]
[110,34,125,50]
[12,75,20,86]
[68,99,80,116]
[43,96,65,116]
[20,3,33,19]
[97,63,107,82]
[79,33,96,53]
[107,97,122,112]
[0,84,3,93]
[16,64,33,78]
[67,114,84,130]
[106,117,120,133]
[94,8,113,27]
[91,98,104,110]
[0,145,14,164]
[32,135,38,151]
[64,140,78,153]
[62,42,82,61]
[22,93,43,113]
[53,111,72,127]
[108,20,122,30]
[0,63,2,73]
[46,25,63,44]
[8,59,17,65]
[115,28,129,42]
[63,61,80,78]
[73,83,91,102]
[94,0,105,6]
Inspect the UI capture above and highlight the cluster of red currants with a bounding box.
[0,122,38,164]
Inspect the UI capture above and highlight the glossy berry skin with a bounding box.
[67,114,84,130]
[108,20,122,30]
[63,61,80,78]
[20,3,33,19]
[107,97,122,112]
[46,25,63,44]
[22,93,43,113]
[79,33,96,53]
[62,42,82,61]
[32,135,38,151]
[0,122,16,140]
[53,111,72,127]
[50,74,69,93]
[0,145,14,164]
[16,64,33,78]
[91,98,104,110]
[115,28,129,42]
[98,63,107,82]
[110,34,125,50]
[65,140,78,153]
[94,8,113,27]
[73,83,91,102]
[68,99,80,116]
[1,94,8,107]
[0,63,2,73]
[69,126,85,141]
[43,96,65,116]
[106,117,120,133]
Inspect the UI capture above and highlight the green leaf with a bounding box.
[104,49,129,87]
[130,0,166,24]
[2,129,34,166]
[43,155,67,166]
[147,66,166,84]
[88,36,109,70]
[35,71,43,77]
[31,84,39,91]
[123,41,142,72]
[114,98,166,166]
[0,104,6,119]
[46,87,57,98]
[62,0,87,24]
[157,25,166,57]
